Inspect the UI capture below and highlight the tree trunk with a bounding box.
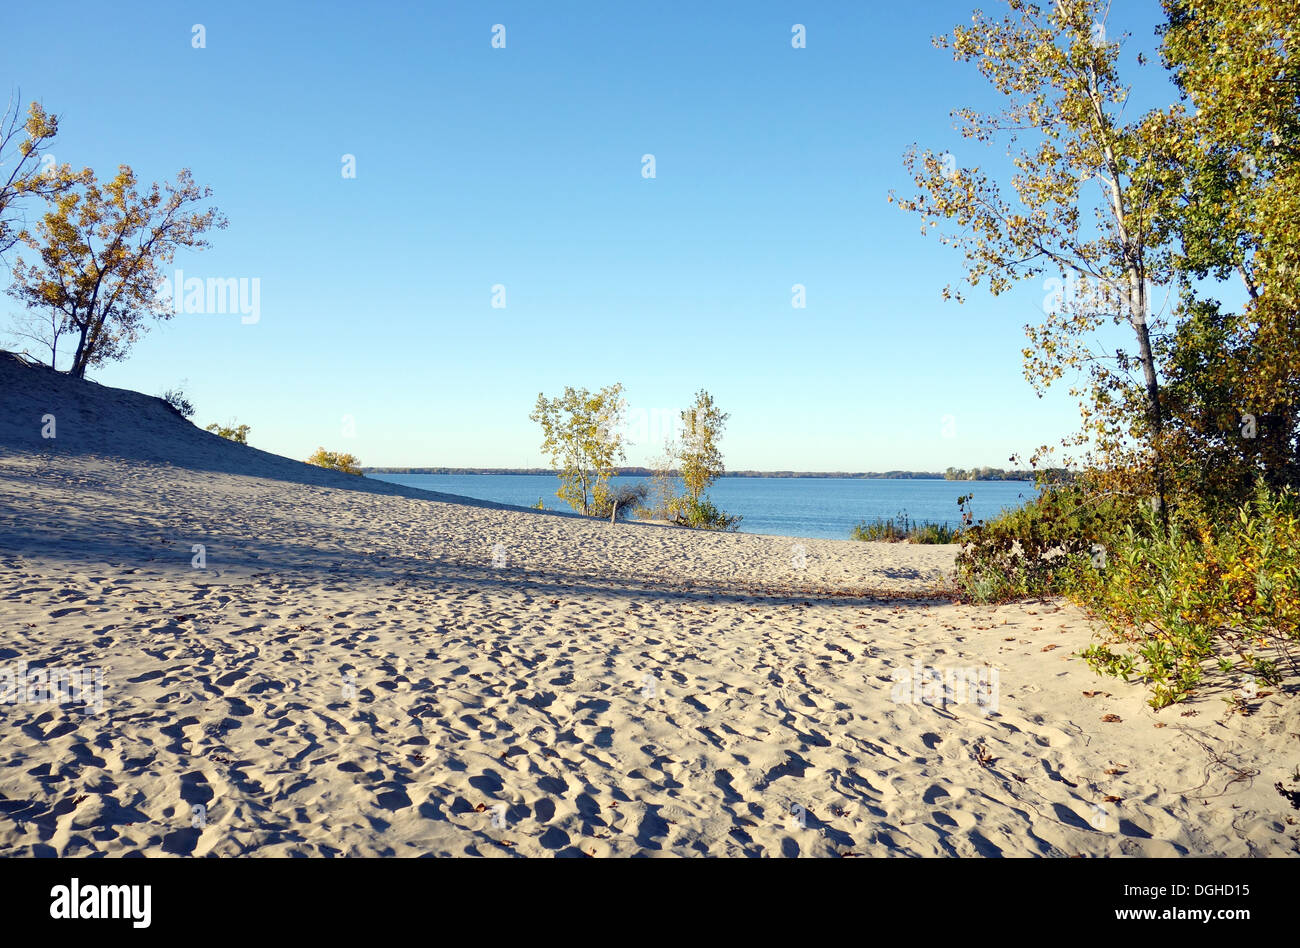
[1130,277,1169,529]
[70,323,90,378]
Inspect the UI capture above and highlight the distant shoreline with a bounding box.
[363,467,1041,481]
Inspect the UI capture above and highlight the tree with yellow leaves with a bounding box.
[8,164,225,377]
[892,0,1183,516]
[530,384,626,516]
[0,97,82,258]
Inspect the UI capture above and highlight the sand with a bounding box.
[1,353,1297,857]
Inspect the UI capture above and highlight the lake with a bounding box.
[364,473,1039,540]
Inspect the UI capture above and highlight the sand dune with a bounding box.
[1,353,1296,856]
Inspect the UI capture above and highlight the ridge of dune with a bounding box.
[1,352,1297,857]
[0,351,544,515]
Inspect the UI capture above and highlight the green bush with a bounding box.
[851,510,961,543]
[1070,485,1300,708]
[666,495,742,531]
[953,488,1116,603]
[956,481,1300,708]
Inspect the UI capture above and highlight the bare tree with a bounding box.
[5,305,71,368]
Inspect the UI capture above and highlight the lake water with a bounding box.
[365,473,1039,540]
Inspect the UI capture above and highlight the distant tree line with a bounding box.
[943,467,1073,482]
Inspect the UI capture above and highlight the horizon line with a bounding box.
[362,466,1062,480]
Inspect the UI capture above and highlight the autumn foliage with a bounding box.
[904,0,1300,706]
[306,448,363,476]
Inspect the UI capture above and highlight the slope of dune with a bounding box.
[1,352,1297,857]
[0,352,533,511]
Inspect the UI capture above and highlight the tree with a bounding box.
[678,389,729,502]
[530,384,626,516]
[206,422,249,444]
[891,0,1182,518]
[8,165,226,377]
[1155,0,1300,498]
[0,98,82,258]
[664,389,740,530]
[6,304,71,368]
[306,448,362,475]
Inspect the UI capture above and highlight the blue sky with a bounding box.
[4,0,1180,470]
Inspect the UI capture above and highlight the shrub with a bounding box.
[306,447,362,475]
[666,495,742,531]
[911,522,963,544]
[953,488,1116,603]
[159,386,195,419]
[958,481,1300,707]
[205,422,249,444]
[1070,485,1300,708]
[592,482,649,521]
[851,510,961,543]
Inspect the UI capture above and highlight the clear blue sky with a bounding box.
[4,0,1177,471]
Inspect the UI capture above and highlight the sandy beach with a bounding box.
[1,355,1297,857]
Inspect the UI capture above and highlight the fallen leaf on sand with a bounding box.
[1101,714,1122,723]
[1082,691,1111,698]
[1041,644,1059,651]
